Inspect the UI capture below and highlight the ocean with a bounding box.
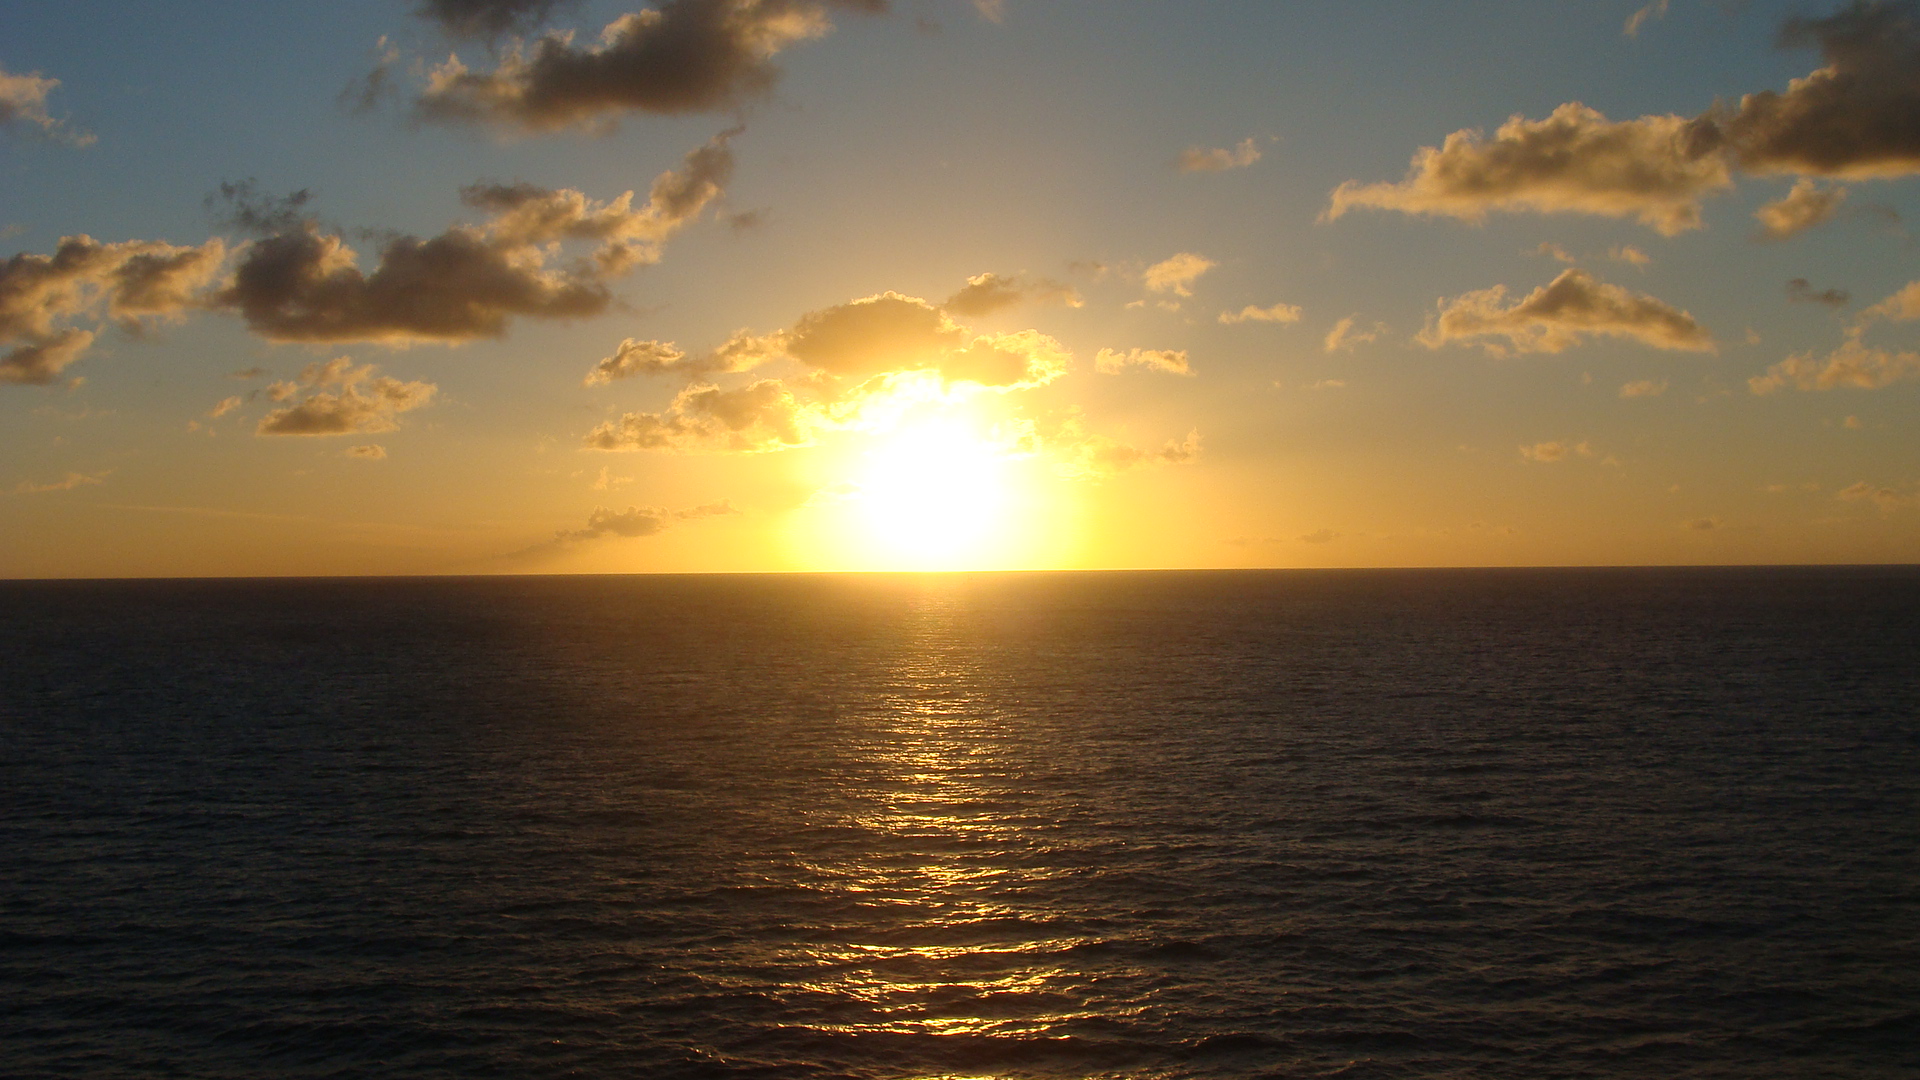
[2,567,1917,1079]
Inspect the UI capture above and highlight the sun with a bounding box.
[844,413,1018,570]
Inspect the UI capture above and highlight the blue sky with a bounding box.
[4,1,1918,575]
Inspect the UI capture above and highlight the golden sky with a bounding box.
[4,0,1919,576]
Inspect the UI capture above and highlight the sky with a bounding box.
[3,0,1919,577]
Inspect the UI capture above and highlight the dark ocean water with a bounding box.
[2,567,1918,1080]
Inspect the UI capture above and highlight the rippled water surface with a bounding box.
[3,568,1918,1079]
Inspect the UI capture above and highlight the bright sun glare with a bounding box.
[843,414,1018,571]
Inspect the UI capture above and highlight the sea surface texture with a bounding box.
[3,568,1917,1079]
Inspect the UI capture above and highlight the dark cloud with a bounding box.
[1419,269,1715,355]
[209,181,318,237]
[417,0,578,40]
[416,0,888,132]
[0,235,225,385]
[1721,0,1920,177]
[1786,277,1850,306]
[1332,2,1920,236]
[218,132,731,344]
[1,328,94,385]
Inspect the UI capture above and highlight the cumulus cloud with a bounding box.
[585,338,688,384]
[1324,315,1385,353]
[1093,347,1191,375]
[0,233,226,385]
[415,0,886,132]
[1142,252,1215,297]
[1218,302,1302,325]
[1418,269,1714,355]
[1,329,95,385]
[217,131,731,344]
[1857,279,1920,323]
[1177,137,1260,173]
[942,271,1080,316]
[1749,329,1920,392]
[255,359,437,435]
[1787,277,1850,307]
[1757,178,1848,237]
[1327,103,1731,235]
[1718,0,1920,178]
[585,378,823,452]
[0,64,93,146]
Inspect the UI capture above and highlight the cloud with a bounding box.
[217,131,731,344]
[1686,516,1723,531]
[1624,0,1669,37]
[1327,103,1731,235]
[1620,378,1669,398]
[1532,241,1576,264]
[347,443,388,459]
[971,0,1005,24]
[1142,252,1215,297]
[1418,269,1714,355]
[6,469,107,495]
[1749,329,1920,392]
[1786,277,1850,307]
[415,0,885,132]
[0,64,93,146]
[1177,137,1261,173]
[1324,314,1385,353]
[1054,425,1199,477]
[1298,528,1337,544]
[1,328,95,385]
[942,271,1080,316]
[207,395,245,418]
[585,377,823,452]
[1756,178,1848,237]
[416,0,577,39]
[585,338,689,384]
[1609,244,1652,267]
[1837,480,1919,511]
[558,499,735,540]
[1718,0,1920,178]
[1857,279,1920,323]
[209,181,318,237]
[255,360,437,435]
[1218,302,1302,325]
[1512,440,1589,461]
[0,235,227,384]
[1093,347,1191,375]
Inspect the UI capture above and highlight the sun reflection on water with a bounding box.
[783,586,1104,1049]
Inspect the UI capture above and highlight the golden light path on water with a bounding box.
[781,588,1124,1064]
